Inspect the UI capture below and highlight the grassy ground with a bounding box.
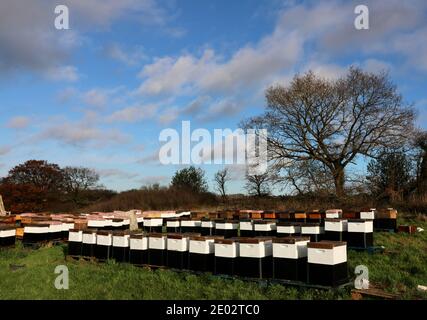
[0,216,426,300]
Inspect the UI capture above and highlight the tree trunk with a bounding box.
[420,151,427,194]
[332,165,346,198]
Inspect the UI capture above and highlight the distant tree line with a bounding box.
[0,160,115,213]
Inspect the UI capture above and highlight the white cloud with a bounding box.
[107,104,158,123]
[0,0,179,78]
[104,43,146,66]
[83,89,108,108]
[98,169,139,180]
[6,116,30,129]
[38,120,129,147]
[0,146,11,156]
[44,65,79,82]
[56,87,78,104]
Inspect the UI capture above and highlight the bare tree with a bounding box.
[281,160,335,195]
[243,67,415,197]
[214,168,230,199]
[245,171,274,197]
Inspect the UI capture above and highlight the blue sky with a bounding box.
[1,0,426,194]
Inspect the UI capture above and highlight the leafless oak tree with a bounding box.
[245,171,274,197]
[243,67,416,197]
[214,168,230,198]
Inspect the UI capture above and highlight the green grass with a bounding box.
[1,216,426,300]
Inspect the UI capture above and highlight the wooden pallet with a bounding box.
[351,287,400,300]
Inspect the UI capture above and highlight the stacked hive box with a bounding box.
[301,223,324,242]
[167,233,191,269]
[276,222,301,237]
[307,210,324,225]
[214,238,239,276]
[263,211,277,220]
[112,231,131,262]
[294,211,307,223]
[277,211,293,222]
[307,241,348,287]
[272,236,310,282]
[137,216,144,229]
[201,218,215,236]
[23,223,50,244]
[0,225,16,247]
[61,220,75,240]
[166,219,181,233]
[188,235,221,272]
[253,220,277,237]
[214,220,239,238]
[143,218,163,233]
[111,219,124,230]
[68,229,83,256]
[82,230,97,258]
[95,230,113,261]
[325,209,342,219]
[148,233,167,266]
[237,237,273,279]
[324,219,348,241]
[48,221,63,240]
[360,209,375,220]
[375,209,397,231]
[180,218,202,234]
[239,219,254,237]
[347,219,374,248]
[129,233,148,265]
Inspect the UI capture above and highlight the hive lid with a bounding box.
[24,223,51,227]
[348,219,371,223]
[301,222,321,227]
[189,235,224,241]
[130,233,146,239]
[276,222,301,227]
[324,218,348,222]
[148,232,166,238]
[238,236,273,243]
[214,238,238,244]
[0,225,16,231]
[253,220,275,225]
[167,234,187,239]
[82,229,97,234]
[308,241,346,249]
[272,236,310,244]
[97,230,113,236]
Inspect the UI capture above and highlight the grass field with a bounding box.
[0,216,426,300]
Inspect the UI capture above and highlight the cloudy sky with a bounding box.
[0,0,426,193]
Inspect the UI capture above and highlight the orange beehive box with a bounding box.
[263,211,277,219]
[250,212,262,219]
[377,209,397,219]
[16,227,24,239]
[294,212,307,219]
[308,212,322,219]
[343,212,359,219]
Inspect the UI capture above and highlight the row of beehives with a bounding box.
[1,216,375,249]
[68,230,349,287]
